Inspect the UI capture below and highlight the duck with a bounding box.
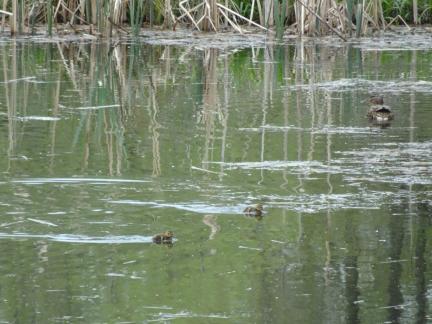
[367,105,394,121]
[368,95,384,105]
[366,96,394,121]
[152,231,174,244]
[243,204,264,217]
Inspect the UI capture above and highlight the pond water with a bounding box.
[0,34,431,323]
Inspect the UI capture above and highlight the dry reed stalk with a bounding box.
[331,0,347,33]
[111,0,123,35]
[363,0,385,29]
[308,0,319,34]
[355,2,363,37]
[53,1,61,20]
[179,0,201,30]
[248,0,255,26]
[313,0,323,34]
[385,14,412,30]
[217,3,269,31]
[296,0,347,40]
[264,0,274,27]
[346,0,353,35]
[300,0,305,35]
[320,0,332,33]
[293,0,301,34]
[1,0,11,31]
[371,0,378,26]
[0,10,12,34]
[0,7,7,14]
[68,1,81,24]
[219,8,243,32]
[256,0,263,25]
[90,0,97,24]
[19,0,25,33]
[179,1,268,33]
[55,1,89,25]
[79,0,85,22]
[201,0,219,31]
[163,0,175,29]
[177,1,204,21]
[11,0,17,35]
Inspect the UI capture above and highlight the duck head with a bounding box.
[368,95,384,105]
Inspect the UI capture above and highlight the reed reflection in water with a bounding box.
[0,39,431,323]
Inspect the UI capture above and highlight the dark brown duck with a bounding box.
[366,96,394,121]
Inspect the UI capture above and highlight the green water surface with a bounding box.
[0,37,431,323]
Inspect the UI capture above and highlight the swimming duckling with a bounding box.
[243,204,264,217]
[152,231,174,244]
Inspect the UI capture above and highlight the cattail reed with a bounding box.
[47,0,53,36]
[0,0,430,38]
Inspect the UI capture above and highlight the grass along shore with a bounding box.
[0,0,431,40]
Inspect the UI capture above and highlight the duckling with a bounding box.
[152,231,174,244]
[243,204,264,217]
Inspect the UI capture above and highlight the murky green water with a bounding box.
[0,35,431,323]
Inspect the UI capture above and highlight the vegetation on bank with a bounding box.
[0,0,430,39]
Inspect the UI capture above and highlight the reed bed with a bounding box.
[0,0,430,38]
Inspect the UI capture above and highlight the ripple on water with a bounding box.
[238,125,304,132]
[285,78,432,93]
[14,116,62,121]
[337,141,432,185]
[239,125,380,135]
[108,200,244,214]
[0,233,154,244]
[263,192,391,213]
[108,190,394,214]
[208,160,347,174]
[355,32,432,51]
[150,311,229,321]
[9,178,150,185]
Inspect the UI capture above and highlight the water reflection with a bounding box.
[414,203,429,324]
[202,214,220,240]
[0,38,431,322]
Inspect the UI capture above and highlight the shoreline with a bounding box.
[0,24,431,49]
